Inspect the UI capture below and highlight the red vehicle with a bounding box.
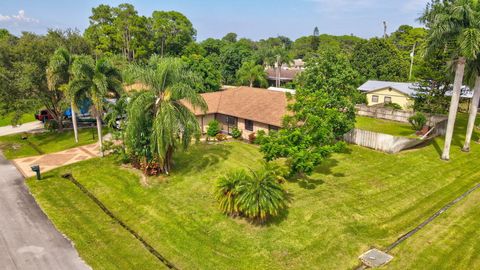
[34,109,54,122]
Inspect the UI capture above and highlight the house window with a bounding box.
[245,119,253,131]
[372,95,379,103]
[268,125,279,133]
[384,96,392,104]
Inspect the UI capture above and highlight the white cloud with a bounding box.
[0,10,39,23]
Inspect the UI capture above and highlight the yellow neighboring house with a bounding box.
[358,80,416,110]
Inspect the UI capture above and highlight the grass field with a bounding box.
[355,116,416,137]
[0,128,103,159]
[0,113,35,127]
[25,114,480,269]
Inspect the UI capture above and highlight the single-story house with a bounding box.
[182,86,289,140]
[358,80,417,110]
[358,80,474,111]
[266,68,302,87]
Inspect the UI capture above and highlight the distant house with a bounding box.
[182,87,289,140]
[358,80,417,110]
[266,69,302,87]
[266,59,304,87]
[358,80,474,111]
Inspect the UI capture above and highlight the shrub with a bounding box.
[216,133,228,141]
[231,127,242,139]
[255,130,267,144]
[214,164,288,223]
[408,112,427,131]
[44,119,59,132]
[384,103,402,110]
[207,120,220,140]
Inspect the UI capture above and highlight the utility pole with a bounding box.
[383,21,388,39]
[409,43,416,80]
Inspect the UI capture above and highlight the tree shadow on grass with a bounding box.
[287,175,325,190]
[173,143,233,175]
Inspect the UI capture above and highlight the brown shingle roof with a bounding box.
[183,86,289,127]
[266,68,302,81]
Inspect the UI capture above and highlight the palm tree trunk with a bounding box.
[71,101,79,143]
[96,115,104,157]
[462,76,480,152]
[442,57,466,160]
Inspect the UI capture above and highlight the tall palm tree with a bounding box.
[125,57,207,174]
[46,48,79,142]
[236,61,267,87]
[463,58,480,151]
[70,56,123,156]
[421,0,480,160]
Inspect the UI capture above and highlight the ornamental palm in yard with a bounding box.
[421,0,480,160]
[46,48,79,142]
[125,57,207,174]
[215,164,288,223]
[70,56,123,156]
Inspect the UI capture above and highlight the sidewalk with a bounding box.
[13,143,101,178]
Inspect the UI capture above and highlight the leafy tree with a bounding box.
[200,38,225,57]
[261,50,359,175]
[151,11,196,57]
[215,164,288,223]
[182,54,222,92]
[70,56,123,154]
[84,4,150,61]
[125,57,207,174]
[236,61,267,87]
[351,38,409,82]
[222,32,238,43]
[420,0,480,159]
[220,43,253,84]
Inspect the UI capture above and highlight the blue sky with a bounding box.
[0,0,428,40]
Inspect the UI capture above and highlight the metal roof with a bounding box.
[357,80,417,96]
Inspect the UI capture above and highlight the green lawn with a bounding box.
[355,116,416,137]
[0,113,36,127]
[25,114,480,269]
[0,128,102,159]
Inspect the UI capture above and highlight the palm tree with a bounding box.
[463,59,480,151]
[236,61,267,87]
[46,48,79,142]
[125,57,207,174]
[70,56,123,156]
[260,46,293,87]
[421,0,480,160]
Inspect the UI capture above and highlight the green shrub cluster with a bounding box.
[408,112,427,131]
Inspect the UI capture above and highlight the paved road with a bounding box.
[0,122,44,137]
[0,154,90,270]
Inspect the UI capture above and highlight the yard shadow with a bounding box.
[287,175,325,190]
[264,208,290,227]
[174,143,232,174]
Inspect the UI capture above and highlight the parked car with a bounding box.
[34,109,54,122]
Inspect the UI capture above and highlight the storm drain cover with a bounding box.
[359,249,393,268]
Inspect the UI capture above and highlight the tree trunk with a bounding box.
[462,76,480,152]
[250,79,253,88]
[441,57,466,160]
[96,115,104,157]
[71,101,79,143]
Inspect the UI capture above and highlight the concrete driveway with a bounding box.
[0,154,90,270]
[0,122,44,137]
